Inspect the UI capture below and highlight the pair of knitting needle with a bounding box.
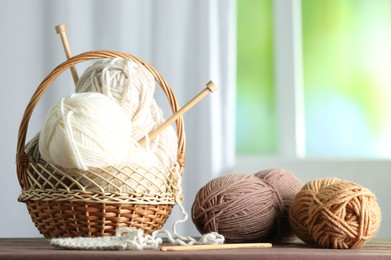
[55,24,216,145]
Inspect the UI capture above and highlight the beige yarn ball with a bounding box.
[308,181,381,249]
[76,58,154,119]
[289,178,343,244]
[39,92,135,170]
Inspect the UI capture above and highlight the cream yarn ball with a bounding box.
[76,58,154,119]
[76,58,178,168]
[39,92,135,170]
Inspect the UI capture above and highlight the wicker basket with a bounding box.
[15,50,186,239]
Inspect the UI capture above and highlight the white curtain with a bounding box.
[0,0,235,237]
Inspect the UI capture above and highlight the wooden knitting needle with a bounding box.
[55,24,79,85]
[139,81,217,147]
[160,243,272,252]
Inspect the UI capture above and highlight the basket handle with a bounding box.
[16,50,186,189]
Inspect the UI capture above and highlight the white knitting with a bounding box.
[51,228,161,250]
[51,228,224,251]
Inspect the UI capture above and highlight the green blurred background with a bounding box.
[236,0,391,158]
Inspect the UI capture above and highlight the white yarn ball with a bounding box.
[39,92,134,170]
[76,58,178,168]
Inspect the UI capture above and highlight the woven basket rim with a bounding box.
[18,188,178,205]
[16,50,186,191]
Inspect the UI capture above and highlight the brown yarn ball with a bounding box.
[289,178,343,244]
[308,181,381,249]
[191,173,280,243]
[255,168,302,241]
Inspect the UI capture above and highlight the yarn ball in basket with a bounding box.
[307,181,381,249]
[255,168,302,241]
[191,173,280,243]
[75,58,177,169]
[25,132,41,162]
[289,178,343,244]
[39,92,139,170]
[72,162,175,194]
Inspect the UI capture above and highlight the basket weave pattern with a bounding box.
[16,51,186,238]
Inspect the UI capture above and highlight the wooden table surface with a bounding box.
[1,238,391,260]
